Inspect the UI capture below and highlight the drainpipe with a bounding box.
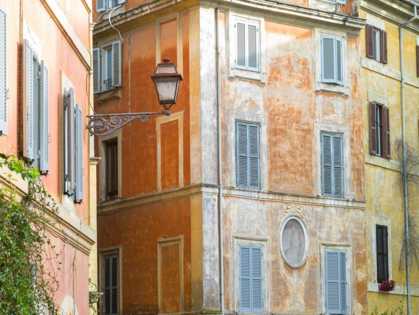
[215,8,224,315]
[399,2,418,315]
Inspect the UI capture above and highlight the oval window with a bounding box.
[281,217,308,268]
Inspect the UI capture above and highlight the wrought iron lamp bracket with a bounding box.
[86,108,171,136]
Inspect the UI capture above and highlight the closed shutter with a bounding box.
[239,246,263,313]
[376,225,389,283]
[322,133,343,198]
[104,255,119,315]
[326,251,341,314]
[336,0,346,4]
[248,24,258,70]
[369,102,377,155]
[97,0,105,12]
[24,39,36,161]
[236,22,246,68]
[236,122,260,189]
[239,246,251,312]
[321,36,336,83]
[340,252,347,314]
[249,125,260,189]
[380,30,387,64]
[93,48,101,93]
[366,24,374,58]
[0,6,7,135]
[75,104,83,203]
[321,134,333,196]
[251,247,263,313]
[333,135,343,198]
[112,41,121,87]
[336,38,343,85]
[64,88,75,196]
[40,61,49,174]
[237,123,248,187]
[416,45,419,77]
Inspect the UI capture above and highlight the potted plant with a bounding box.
[379,280,396,292]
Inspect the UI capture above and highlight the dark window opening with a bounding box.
[105,140,118,199]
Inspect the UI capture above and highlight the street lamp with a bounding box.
[86,58,183,136]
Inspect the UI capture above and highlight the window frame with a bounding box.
[93,41,122,94]
[99,247,122,315]
[104,139,118,200]
[234,18,260,72]
[369,102,390,159]
[320,132,344,199]
[376,225,389,283]
[321,35,344,86]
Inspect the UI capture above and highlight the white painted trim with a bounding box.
[309,0,340,12]
[280,216,309,269]
[156,111,184,192]
[366,13,386,30]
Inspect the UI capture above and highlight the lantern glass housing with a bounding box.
[152,58,183,108]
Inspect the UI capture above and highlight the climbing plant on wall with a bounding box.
[0,154,60,314]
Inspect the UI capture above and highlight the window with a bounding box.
[239,246,263,313]
[236,122,260,190]
[24,40,49,174]
[416,45,419,77]
[366,25,387,64]
[235,18,259,71]
[321,36,343,85]
[321,133,343,198]
[105,139,118,199]
[97,0,125,12]
[325,250,347,314]
[93,41,121,93]
[103,254,119,315]
[369,102,390,158]
[63,88,84,203]
[376,225,389,283]
[0,4,7,135]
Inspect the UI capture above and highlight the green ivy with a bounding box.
[0,154,60,314]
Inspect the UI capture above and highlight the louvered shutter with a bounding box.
[24,39,36,161]
[237,123,248,187]
[336,0,346,4]
[93,48,101,93]
[251,247,263,312]
[236,122,260,189]
[40,61,49,174]
[366,24,374,58]
[333,135,343,198]
[321,134,333,196]
[75,104,83,203]
[103,255,119,315]
[249,125,260,189]
[248,24,258,70]
[376,225,389,282]
[321,36,336,83]
[340,252,347,314]
[64,88,75,196]
[369,102,377,155]
[380,30,387,64]
[239,246,251,312]
[0,6,7,135]
[382,107,391,159]
[236,22,246,68]
[111,256,118,314]
[416,45,419,77]
[326,251,341,314]
[97,0,105,12]
[112,41,121,87]
[336,38,343,85]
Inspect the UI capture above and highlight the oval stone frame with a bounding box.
[280,216,309,269]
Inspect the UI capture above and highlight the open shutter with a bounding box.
[340,252,347,314]
[97,0,105,12]
[112,41,121,87]
[24,39,36,161]
[336,38,343,85]
[249,124,260,189]
[65,88,75,196]
[321,36,336,83]
[93,48,101,93]
[248,24,258,70]
[336,0,346,4]
[321,134,333,196]
[239,246,251,312]
[416,45,419,77]
[236,22,246,68]
[326,251,341,314]
[369,102,377,155]
[366,24,374,58]
[382,107,390,159]
[40,61,49,174]
[251,247,263,312]
[0,6,7,135]
[333,135,343,198]
[380,30,387,64]
[237,123,248,187]
[75,104,83,203]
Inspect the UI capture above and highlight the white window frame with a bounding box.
[234,18,259,72]
[94,39,121,94]
[101,44,113,92]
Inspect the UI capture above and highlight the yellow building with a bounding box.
[360,0,419,314]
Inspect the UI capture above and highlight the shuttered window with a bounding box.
[105,140,118,199]
[64,88,75,198]
[235,19,259,71]
[236,122,260,190]
[239,246,263,313]
[416,45,419,77]
[321,133,344,198]
[97,0,124,12]
[103,254,119,315]
[366,25,387,64]
[75,104,83,203]
[93,42,122,93]
[369,102,390,159]
[0,5,7,135]
[376,225,389,283]
[321,36,343,85]
[325,250,347,315]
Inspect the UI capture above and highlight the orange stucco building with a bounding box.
[94,0,367,314]
[0,0,97,313]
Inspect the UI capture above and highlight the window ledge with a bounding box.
[229,68,266,84]
[315,82,349,96]
[95,87,122,105]
[310,0,340,13]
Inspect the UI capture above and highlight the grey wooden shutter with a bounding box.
[65,88,75,196]
[93,48,101,93]
[97,0,105,12]
[340,252,347,314]
[248,24,258,70]
[236,22,246,68]
[332,135,343,198]
[380,30,387,64]
[321,36,336,83]
[24,39,36,161]
[369,102,377,155]
[75,104,83,203]
[40,61,49,174]
[336,38,343,85]
[0,6,7,135]
[237,123,248,187]
[249,125,260,189]
[112,41,121,87]
[376,225,389,282]
[236,122,260,189]
[325,251,341,314]
[239,246,251,312]
[321,134,333,196]
[366,24,374,58]
[251,247,263,313]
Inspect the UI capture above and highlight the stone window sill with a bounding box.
[95,87,122,105]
